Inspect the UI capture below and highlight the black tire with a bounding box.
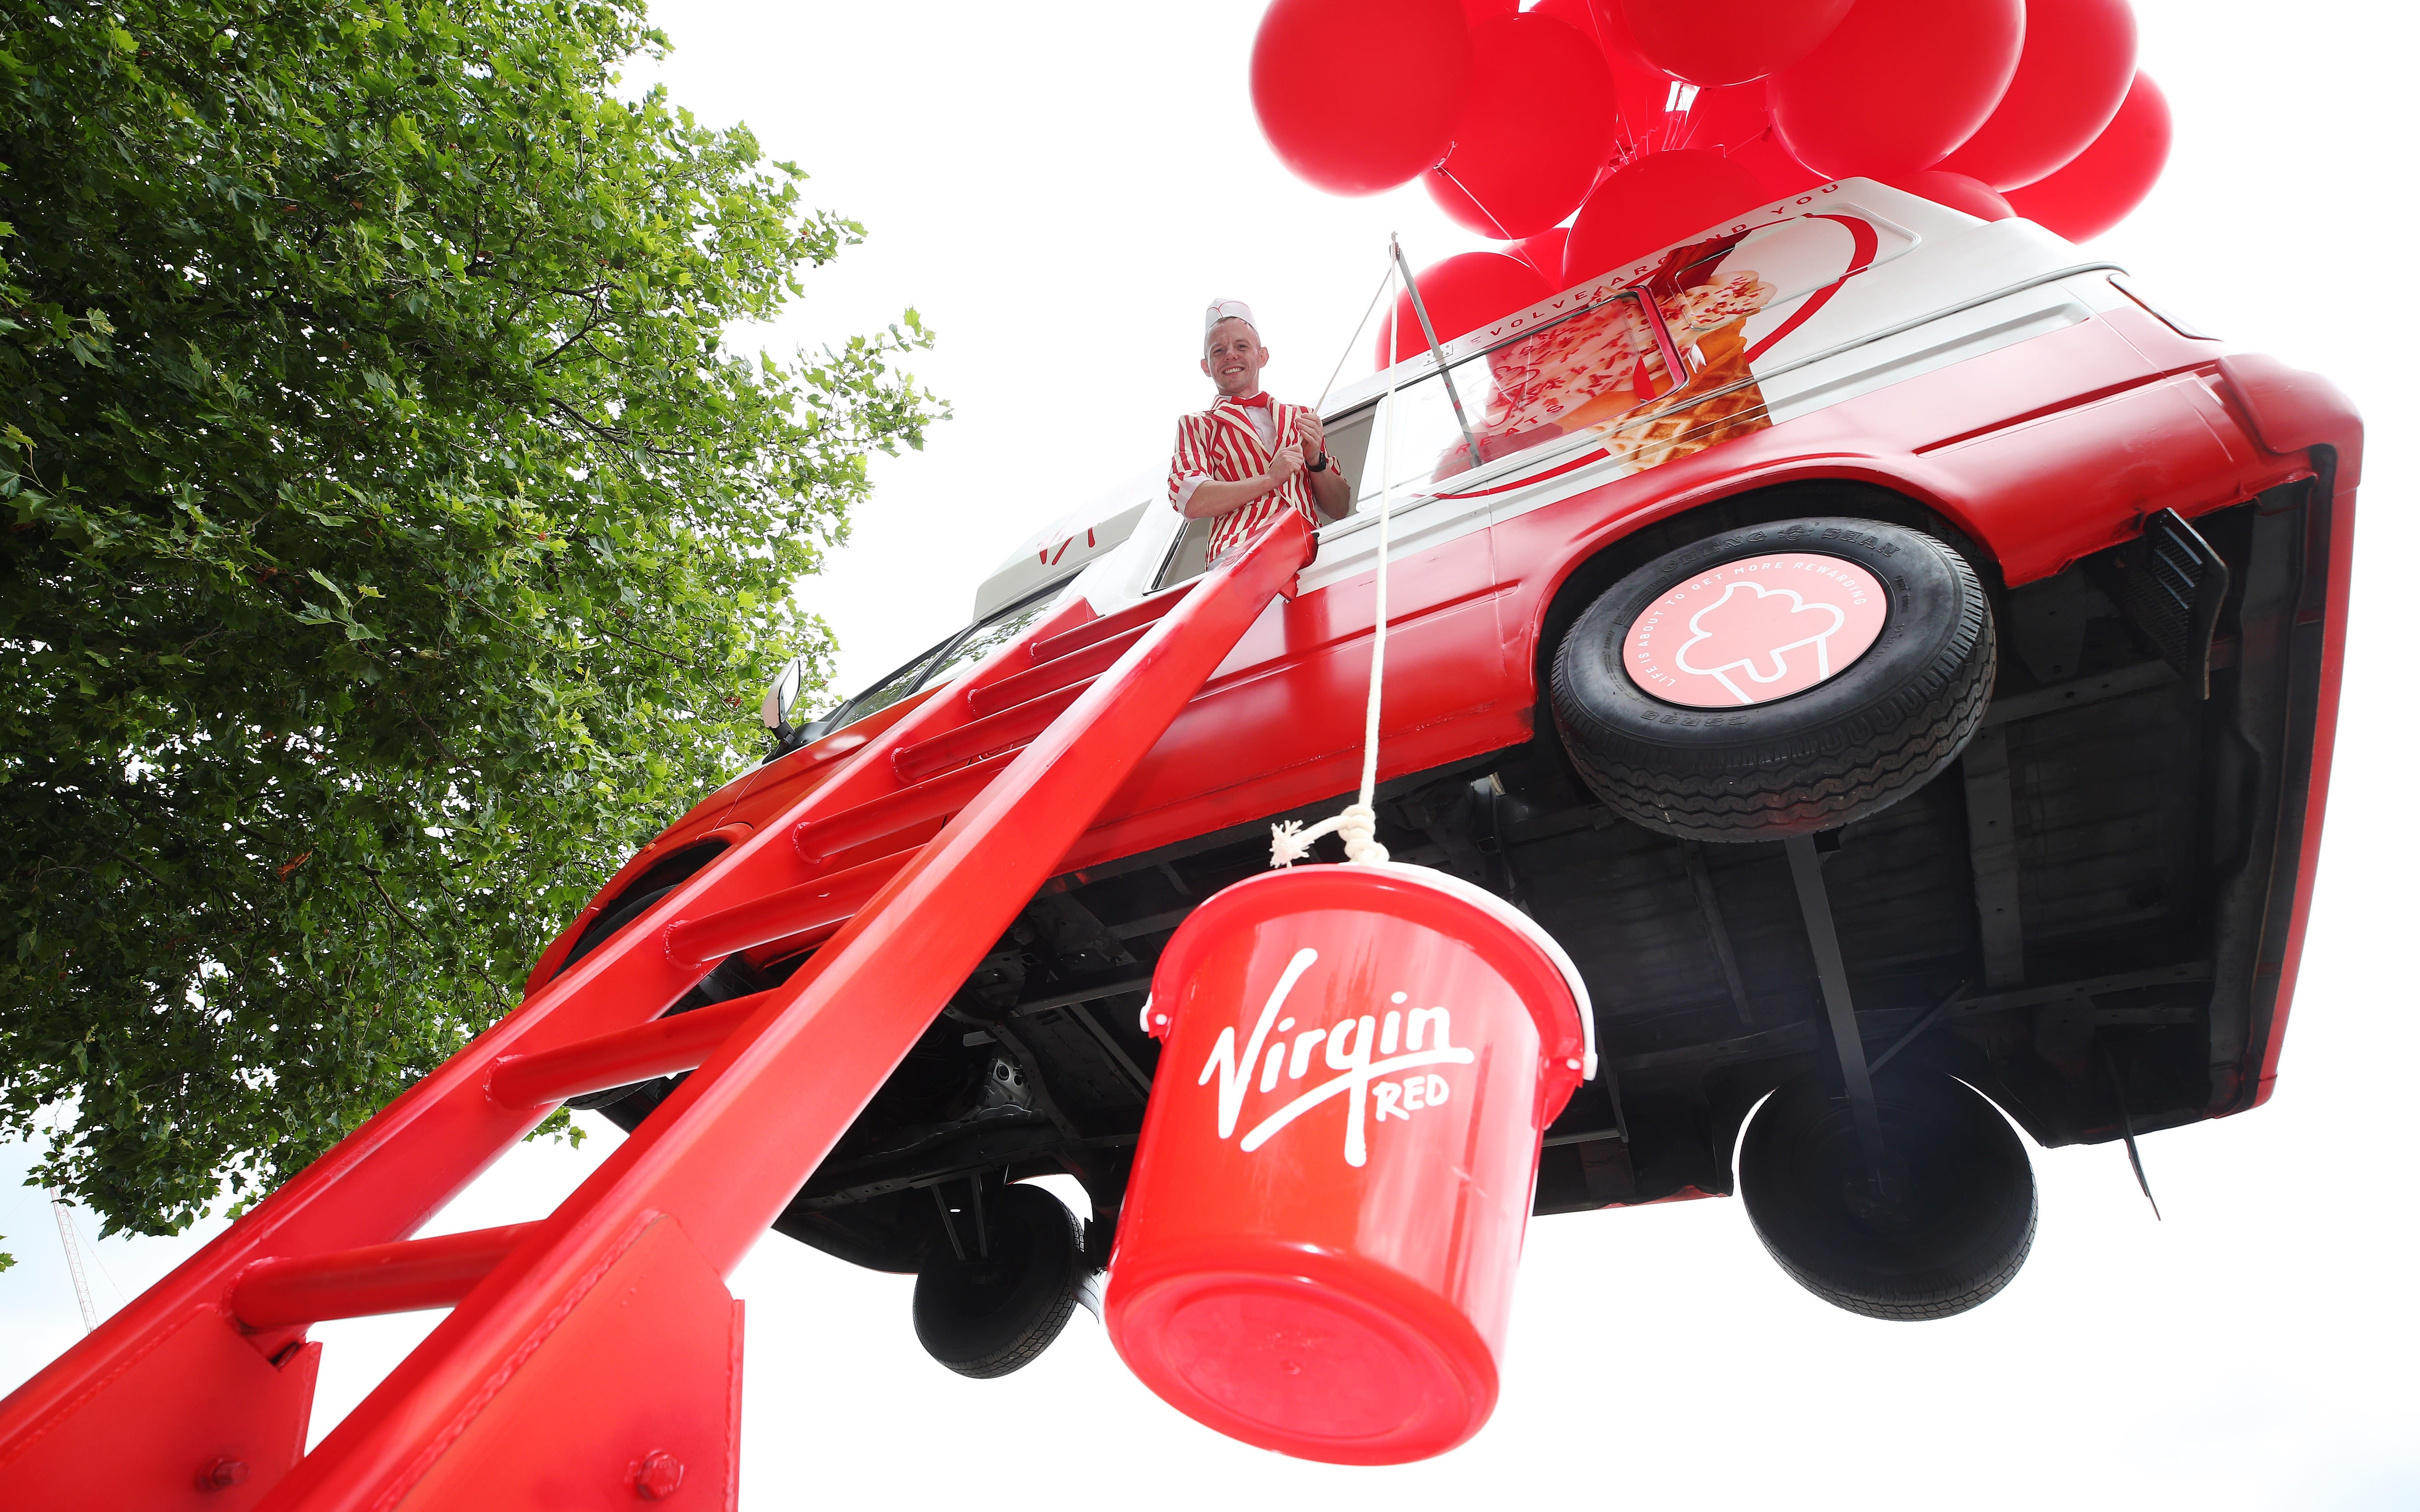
[1738,1073,2037,1321]
[912,1183,1082,1378]
[1551,518,1995,840]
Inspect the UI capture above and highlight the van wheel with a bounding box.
[1739,1073,2037,1321]
[913,1182,1083,1378]
[1550,518,1995,840]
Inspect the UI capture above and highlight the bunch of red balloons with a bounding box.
[1252,0,2171,361]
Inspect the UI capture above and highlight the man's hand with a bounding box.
[1267,445,1306,489]
[1295,410,1326,460]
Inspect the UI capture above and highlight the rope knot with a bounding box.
[1268,802,1389,868]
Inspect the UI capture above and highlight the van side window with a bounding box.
[823,641,950,729]
[803,590,1061,740]
[917,595,1057,691]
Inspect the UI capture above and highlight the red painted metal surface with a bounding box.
[384,1217,741,1512]
[791,749,1013,866]
[0,513,1311,1508]
[1108,863,1588,1464]
[662,846,915,966]
[232,1225,540,1330]
[487,992,775,1108]
[0,1320,322,1509]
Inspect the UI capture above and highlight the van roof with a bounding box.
[972,468,1160,620]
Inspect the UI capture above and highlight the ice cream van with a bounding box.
[531,180,2357,1370]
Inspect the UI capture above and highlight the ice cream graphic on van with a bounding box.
[1675,579,1852,705]
[1627,552,1892,708]
[1435,250,1782,484]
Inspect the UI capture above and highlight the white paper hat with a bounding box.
[1203,298,1258,341]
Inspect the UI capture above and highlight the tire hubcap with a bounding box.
[1624,552,1889,708]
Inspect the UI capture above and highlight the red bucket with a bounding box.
[1104,862,1593,1464]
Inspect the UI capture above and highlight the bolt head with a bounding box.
[635,1451,685,1501]
[196,1459,250,1492]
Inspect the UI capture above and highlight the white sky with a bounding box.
[4,2,2415,1505]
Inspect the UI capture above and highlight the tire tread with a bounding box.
[1551,523,1995,840]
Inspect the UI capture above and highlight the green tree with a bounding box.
[0,0,942,1236]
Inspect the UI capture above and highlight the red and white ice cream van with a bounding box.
[537,180,2358,1370]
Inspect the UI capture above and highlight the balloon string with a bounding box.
[1428,161,1515,241]
[1317,261,1397,411]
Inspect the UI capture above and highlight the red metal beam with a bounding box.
[661,845,914,969]
[789,748,1015,868]
[1029,577,1195,663]
[891,679,1087,784]
[231,1225,538,1331]
[486,991,773,1110]
[967,621,1148,718]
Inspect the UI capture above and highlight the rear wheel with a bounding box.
[1738,1072,2036,1321]
[912,1181,1083,1378]
[1551,518,1995,840]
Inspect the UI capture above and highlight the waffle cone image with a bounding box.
[1597,314,1773,471]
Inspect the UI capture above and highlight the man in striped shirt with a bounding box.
[1168,299,1353,560]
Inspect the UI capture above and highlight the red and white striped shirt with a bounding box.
[1166,394,1324,560]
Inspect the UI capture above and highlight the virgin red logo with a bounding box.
[1197,948,1475,1168]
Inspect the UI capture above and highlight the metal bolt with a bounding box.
[196,1459,250,1492]
[635,1451,685,1501]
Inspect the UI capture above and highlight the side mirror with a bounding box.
[760,657,809,738]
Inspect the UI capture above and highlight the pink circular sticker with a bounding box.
[1625,553,1889,709]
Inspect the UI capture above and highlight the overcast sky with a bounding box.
[4,2,2415,1506]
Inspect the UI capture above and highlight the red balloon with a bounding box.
[1589,49,1770,159]
[1562,149,1769,286]
[1377,252,1553,368]
[1252,0,1474,196]
[1937,0,2137,190]
[2004,72,2171,243]
[1879,169,2015,221]
[1769,0,2025,179]
[1427,14,1620,239]
[1462,0,1516,20]
[1512,228,1572,288]
[1582,0,1658,71]
[1577,4,1687,145]
[1525,0,1600,43]
[1619,0,1857,88]
[1725,132,1828,198]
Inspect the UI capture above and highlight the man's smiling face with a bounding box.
[1201,318,1269,397]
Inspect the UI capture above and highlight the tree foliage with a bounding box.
[0,0,942,1235]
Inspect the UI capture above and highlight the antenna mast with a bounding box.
[49,1200,97,1334]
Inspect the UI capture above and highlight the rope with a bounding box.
[1316,261,1397,412]
[1273,244,1405,870]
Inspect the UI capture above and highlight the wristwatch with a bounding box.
[1308,452,1332,473]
